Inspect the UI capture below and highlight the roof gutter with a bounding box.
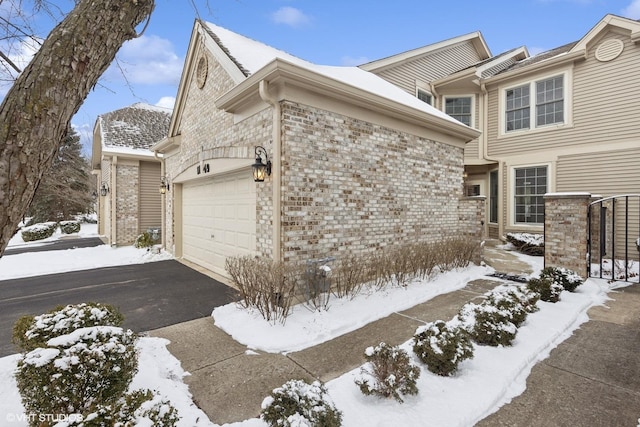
[216,58,480,143]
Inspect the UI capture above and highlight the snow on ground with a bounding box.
[0,235,620,426]
[1,223,172,281]
[213,265,490,353]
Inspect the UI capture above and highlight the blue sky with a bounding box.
[3,0,640,153]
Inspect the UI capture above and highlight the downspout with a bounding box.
[110,155,118,246]
[429,82,440,110]
[154,150,166,249]
[480,81,504,239]
[259,80,282,262]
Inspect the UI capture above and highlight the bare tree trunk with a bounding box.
[0,0,155,256]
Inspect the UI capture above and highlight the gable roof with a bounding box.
[486,14,640,82]
[164,21,479,144]
[98,102,172,151]
[359,32,492,73]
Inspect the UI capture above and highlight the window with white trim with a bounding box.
[445,96,472,127]
[514,166,547,224]
[504,74,565,133]
[417,88,433,105]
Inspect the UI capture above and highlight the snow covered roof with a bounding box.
[98,103,172,151]
[203,22,465,126]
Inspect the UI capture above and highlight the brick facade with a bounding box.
[279,101,478,264]
[544,193,591,278]
[115,162,140,245]
[163,47,485,271]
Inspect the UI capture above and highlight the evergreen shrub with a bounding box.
[21,221,57,242]
[456,301,518,347]
[12,303,179,427]
[355,342,420,403]
[59,220,81,234]
[413,320,474,376]
[260,379,342,427]
[527,277,563,303]
[539,266,584,292]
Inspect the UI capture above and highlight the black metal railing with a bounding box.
[587,194,640,283]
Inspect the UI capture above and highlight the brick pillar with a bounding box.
[544,193,591,278]
[458,196,486,265]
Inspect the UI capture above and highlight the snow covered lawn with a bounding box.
[1,223,172,281]
[0,230,620,426]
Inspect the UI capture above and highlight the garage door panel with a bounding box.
[182,170,256,277]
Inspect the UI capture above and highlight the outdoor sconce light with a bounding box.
[252,146,272,182]
[100,182,109,197]
[159,176,170,194]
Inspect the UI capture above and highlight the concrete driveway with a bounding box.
[0,259,238,357]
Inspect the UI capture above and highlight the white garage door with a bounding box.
[182,170,256,277]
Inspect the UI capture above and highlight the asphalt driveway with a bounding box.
[0,260,238,357]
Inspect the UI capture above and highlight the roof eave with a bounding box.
[216,59,481,142]
[483,50,585,84]
[359,31,491,73]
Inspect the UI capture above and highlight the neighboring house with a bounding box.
[152,20,482,279]
[91,103,172,245]
[367,14,640,241]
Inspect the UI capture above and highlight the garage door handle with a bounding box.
[210,234,215,239]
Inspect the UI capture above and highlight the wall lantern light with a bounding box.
[252,146,272,182]
[159,176,170,194]
[100,182,109,197]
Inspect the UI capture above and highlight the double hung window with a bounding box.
[504,74,564,133]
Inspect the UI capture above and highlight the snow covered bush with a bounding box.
[506,232,544,256]
[20,221,57,242]
[539,266,584,292]
[260,379,342,427]
[355,342,420,403]
[527,276,563,303]
[331,253,367,299]
[59,220,81,234]
[484,285,539,328]
[456,300,518,347]
[12,302,125,352]
[12,303,179,426]
[412,320,474,376]
[68,389,180,426]
[15,325,138,422]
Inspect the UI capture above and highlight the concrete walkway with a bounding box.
[150,279,502,424]
[150,243,640,425]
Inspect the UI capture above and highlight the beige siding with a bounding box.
[139,161,162,233]
[487,33,640,158]
[374,41,483,95]
[557,147,640,195]
[464,139,479,161]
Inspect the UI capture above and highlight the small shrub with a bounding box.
[355,342,420,403]
[21,221,57,242]
[456,301,518,347]
[331,253,367,299]
[59,220,81,234]
[484,287,533,327]
[134,231,156,248]
[15,326,138,420]
[57,389,180,426]
[13,302,124,352]
[225,256,298,323]
[539,266,584,292]
[261,379,342,427]
[506,232,544,256]
[527,277,563,303]
[413,320,474,376]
